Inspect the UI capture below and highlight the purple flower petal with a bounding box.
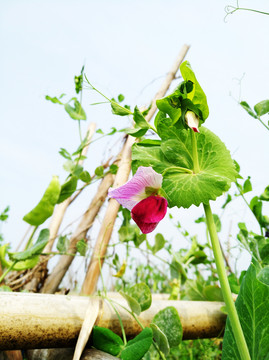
[108,166,162,210]
[131,195,168,234]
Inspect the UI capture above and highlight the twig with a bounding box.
[81,44,190,295]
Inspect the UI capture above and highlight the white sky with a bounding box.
[1,0,269,278]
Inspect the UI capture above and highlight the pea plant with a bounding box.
[0,58,268,360]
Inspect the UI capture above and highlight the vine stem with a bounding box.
[203,203,250,360]
[188,122,250,360]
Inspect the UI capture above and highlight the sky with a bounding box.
[1,0,269,282]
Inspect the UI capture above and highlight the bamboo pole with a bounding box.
[0,292,226,350]
[22,123,96,293]
[26,348,119,360]
[81,44,190,295]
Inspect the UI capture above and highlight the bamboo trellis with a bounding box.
[0,292,226,350]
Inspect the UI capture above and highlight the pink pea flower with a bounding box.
[108,166,168,234]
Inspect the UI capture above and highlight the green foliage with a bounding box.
[121,328,153,360]
[57,176,78,203]
[9,229,49,261]
[156,61,209,129]
[23,176,61,226]
[133,127,237,208]
[92,326,123,356]
[120,283,152,315]
[222,263,269,360]
[150,323,170,356]
[76,239,87,256]
[152,306,183,348]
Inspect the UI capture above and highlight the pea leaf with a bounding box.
[23,176,61,226]
[222,263,269,359]
[254,100,269,116]
[9,229,49,261]
[179,61,209,122]
[150,323,170,356]
[126,283,152,312]
[76,239,87,256]
[64,99,87,120]
[133,106,150,129]
[45,95,64,105]
[119,291,141,315]
[152,233,165,254]
[125,127,148,138]
[92,326,123,356]
[111,101,132,116]
[57,176,78,203]
[79,170,91,183]
[240,101,258,119]
[120,328,153,360]
[152,306,182,348]
[133,127,237,208]
[56,235,69,253]
[203,285,224,301]
[260,185,269,201]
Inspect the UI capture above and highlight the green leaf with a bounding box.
[92,326,123,356]
[125,127,148,138]
[95,166,104,177]
[126,283,152,312]
[222,193,232,209]
[179,61,209,122]
[222,263,269,359]
[254,100,269,116]
[14,256,40,271]
[152,233,165,254]
[118,225,137,243]
[57,176,78,203]
[9,229,49,261]
[185,279,206,300]
[59,148,72,160]
[64,99,87,120]
[45,95,63,105]
[120,328,153,360]
[109,164,118,175]
[228,273,240,294]
[79,170,91,183]
[150,323,170,356]
[257,266,269,286]
[133,127,237,208]
[76,239,87,256]
[111,101,132,116]
[63,160,83,177]
[56,235,69,253]
[118,94,125,102]
[260,185,269,201]
[242,176,252,194]
[152,306,182,348]
[23,176,61,226]
[203,285,224,301]
[240,101,258,119]
[133,106,150,129]
[119,291,141,315]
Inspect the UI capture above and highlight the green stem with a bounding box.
[190,130,200,173]
[25,226,38,250]
[257,116,269,132]
[0,261,16,283]
[203,203,250,360]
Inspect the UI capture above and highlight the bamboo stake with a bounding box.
[0,292,226,350]
[23,123,96,292]
[81,44,190,295]
[26,349,119,360]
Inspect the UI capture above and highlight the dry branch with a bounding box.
[0,292,226,350]
[81,44,190,295]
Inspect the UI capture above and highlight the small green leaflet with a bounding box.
[23,176,61,226]
[57,176,78,203]
[111,101,132,116]
[92,326,123,356]
[254,100,269,116]
[64,99,87,120]
[132,127,237,208]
